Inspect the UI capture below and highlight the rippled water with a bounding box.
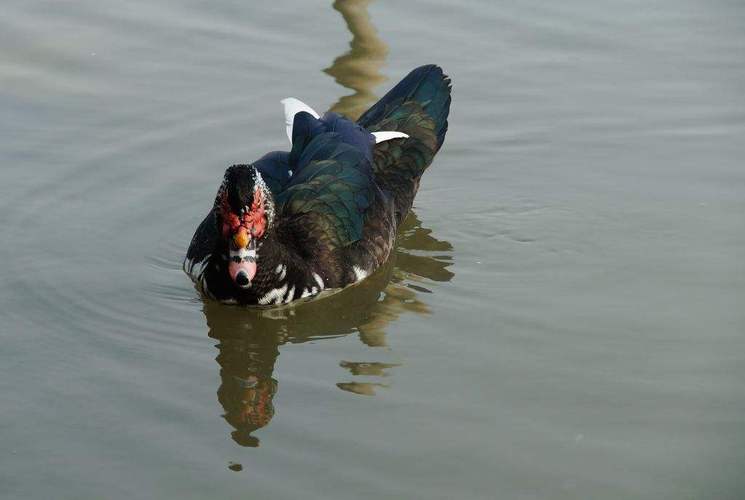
[2,1,744,498]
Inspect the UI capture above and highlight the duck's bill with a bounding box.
[229,260,256,288]
[228,245,257,288]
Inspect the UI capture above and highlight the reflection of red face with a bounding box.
[221,188,267,248]
[238,379,276,428]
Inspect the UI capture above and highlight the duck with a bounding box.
[184,65,452,306]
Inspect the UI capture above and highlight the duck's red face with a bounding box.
[215,165,275,289]
[219,186,269,289]
[221,188,267,245]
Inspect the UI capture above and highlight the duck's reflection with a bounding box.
[215,331,278,448]
[324,0,388,119]
[203,212,453,447]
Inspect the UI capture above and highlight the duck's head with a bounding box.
[214,165,275,289]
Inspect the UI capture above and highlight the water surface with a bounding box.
[1,1,744,499]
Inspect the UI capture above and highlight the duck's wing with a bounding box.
[356,64,452,224]
[276,129,376,250]
[184,208,219,283]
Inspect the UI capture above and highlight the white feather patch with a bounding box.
[259,284,288,305]
[201,276,212,299]
[352,266,368,282]
[281,98,320,143]
[195,259,209,279]
[372,131,409,143]
[183,255,211,283]
[230,247,256,261]
[313,273,325,290]
[251,169,275,227]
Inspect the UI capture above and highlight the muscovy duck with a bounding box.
[184,65,451,305]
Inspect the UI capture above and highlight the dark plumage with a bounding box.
[184,65,452,306]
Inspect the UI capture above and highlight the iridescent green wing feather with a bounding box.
[275,132,375,250]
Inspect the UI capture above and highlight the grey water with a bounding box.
[1,0,744,498]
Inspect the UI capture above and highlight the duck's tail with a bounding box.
[357,65,452,225]
[358,65,451,151]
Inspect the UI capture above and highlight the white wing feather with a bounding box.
[280,98,320,143]
[280,98,409,145]
[371,131,410,143]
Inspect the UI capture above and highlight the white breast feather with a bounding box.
[259,284,288,305]
[353,266,368,282]
[313,273,325,290]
